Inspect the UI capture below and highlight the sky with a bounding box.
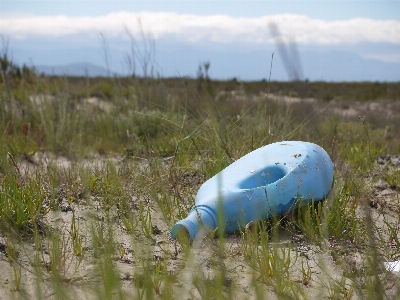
[1,0,400,81]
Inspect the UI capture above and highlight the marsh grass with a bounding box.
[0,63,400,299]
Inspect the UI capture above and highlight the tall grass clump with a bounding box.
[0,174,49,234]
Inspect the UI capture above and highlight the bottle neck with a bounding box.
[171,205,217,241]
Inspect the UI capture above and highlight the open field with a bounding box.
[0,70,400,299]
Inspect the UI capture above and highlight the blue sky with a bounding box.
[1,0,400,81]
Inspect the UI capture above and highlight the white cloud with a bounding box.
[1,11,400,45]
[362,53,400,63]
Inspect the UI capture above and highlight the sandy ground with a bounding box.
[0,98,399,299]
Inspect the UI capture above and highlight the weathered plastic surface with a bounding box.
[171,141,334,241]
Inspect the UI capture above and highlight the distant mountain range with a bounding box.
[27,47,400,81]
[36,62,111,77]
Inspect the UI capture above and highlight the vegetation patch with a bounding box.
[0,51,399,298]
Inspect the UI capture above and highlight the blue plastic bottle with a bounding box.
[171,141,334,241]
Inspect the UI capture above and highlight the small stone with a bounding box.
[369,200,378,209]
[377,156,385,165]
[224,277,233,287]
[300,252,311,260]
[0,242,6,255]
[152,225,161,235]
[60,204,73,212]
[203,258,211,270]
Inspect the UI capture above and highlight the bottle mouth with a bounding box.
[171,218,198,241]
[171,205,218,242]
[170,224,190,244]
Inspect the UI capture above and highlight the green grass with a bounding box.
[0,68,399,299]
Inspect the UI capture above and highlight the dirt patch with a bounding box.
[29,94,55,106]
[216,90,400,123]
[81,97,114,113]
[328,100,400,119]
